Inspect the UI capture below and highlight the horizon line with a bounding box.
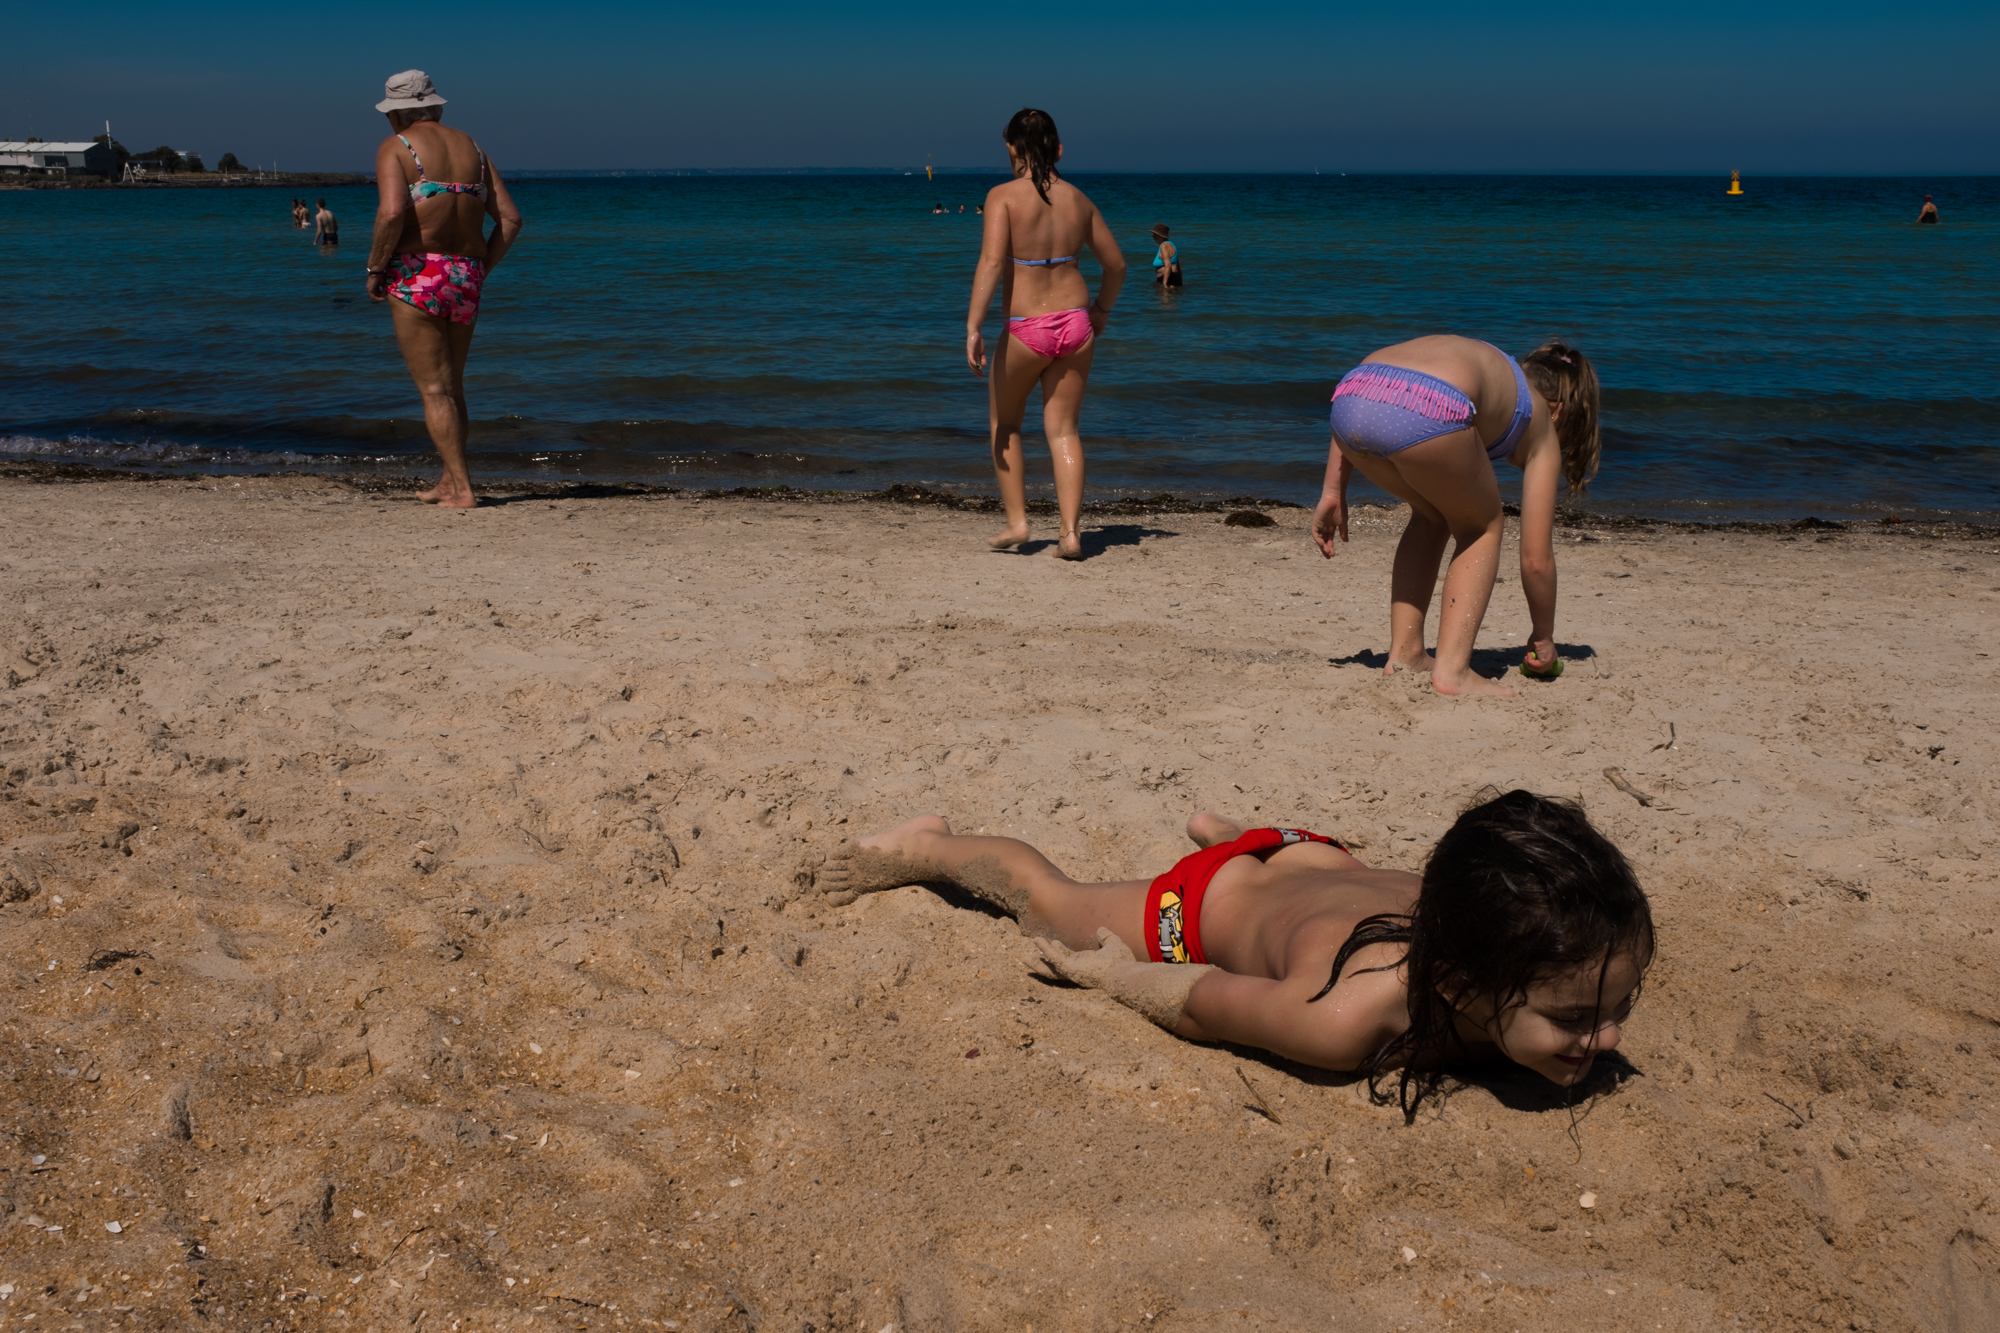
[493,167,1995,179]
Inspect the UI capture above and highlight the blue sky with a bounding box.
[5,2,1994,173]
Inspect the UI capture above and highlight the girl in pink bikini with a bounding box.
[965,109,1127,559]
[363,70,524,510]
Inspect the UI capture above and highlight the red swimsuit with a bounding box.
[1145,827,1349,964]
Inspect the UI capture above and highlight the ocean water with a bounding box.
[2,173,1995,521]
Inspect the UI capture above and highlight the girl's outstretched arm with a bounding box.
[1180,966,1398,1071]
[965,190,1010,377]
[1311,433,1352,557]
[1516,438,1561,667]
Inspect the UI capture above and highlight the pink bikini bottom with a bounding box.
[1008,307,1093,360]
[387,252,485,325]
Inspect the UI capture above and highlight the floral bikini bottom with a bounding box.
[387,253,485,325]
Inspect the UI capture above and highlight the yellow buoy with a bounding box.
[1727,170,1743,196]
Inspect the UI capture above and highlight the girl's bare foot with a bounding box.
[1052,532,1084,560]
[1432,669,1515,699]
[813,814,951,905]
[1384,649,1436,677]
[988,524,1030,551]
[1185,811,1246,848]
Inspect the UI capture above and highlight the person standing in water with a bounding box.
[1918,194,1939,224]
[965,108,1126,559]
[1150,223,1182,288]
[314,198,339,246]
[1312,336,1600,697]
[363,69,523,510]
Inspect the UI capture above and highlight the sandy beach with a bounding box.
[1,474,1995,1332]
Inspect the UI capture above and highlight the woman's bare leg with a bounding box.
[816,815,1152,955]
[1038,339,1096,558]
[988,335,1052,549]
[390,299,477,509]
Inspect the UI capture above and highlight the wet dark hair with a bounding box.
[1310,789,1653,1123]
[1003,108,1062,204]
[1520,341,1601,497]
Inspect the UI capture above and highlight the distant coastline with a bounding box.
[0,171,368,190]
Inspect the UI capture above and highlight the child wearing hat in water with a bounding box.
[815,788,1651,1118]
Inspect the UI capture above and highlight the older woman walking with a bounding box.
[363,70,523,509]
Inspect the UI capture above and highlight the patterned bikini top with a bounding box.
[398,134,486,202]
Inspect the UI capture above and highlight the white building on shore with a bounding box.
[0,140,118,177]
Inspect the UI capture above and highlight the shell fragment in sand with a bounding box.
[1400,1246,1418,1263]
[105,1220,123,1233]
[1579,1191,1598,1209]
[528,1042,543,1055]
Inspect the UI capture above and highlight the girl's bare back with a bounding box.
[1196,844,1418,982]
[986,175,1099,318]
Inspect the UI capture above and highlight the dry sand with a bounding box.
[1,475,1996,1332]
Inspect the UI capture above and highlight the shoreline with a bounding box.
[3,458,1996,540]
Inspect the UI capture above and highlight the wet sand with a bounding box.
[1,475,1996,1331]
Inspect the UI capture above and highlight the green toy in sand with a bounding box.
[1520,656,1564,681]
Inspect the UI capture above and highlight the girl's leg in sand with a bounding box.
[1341,444,1445,675]
[1340,432,1511,697]
[391,300,478,509]
[987,334,1054,549]
[1036,339,1096,558]
[816,815,1153,955]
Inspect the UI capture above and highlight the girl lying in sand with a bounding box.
[1312,336,1600,697]
[818,789,1651,1118]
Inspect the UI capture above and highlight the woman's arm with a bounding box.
[481,154,524,272]
[965,189,1010,378]
[1515,433,1561,667]
[1310,433,1352,557]
[365,138,412,302]
[1084,205,1127,332]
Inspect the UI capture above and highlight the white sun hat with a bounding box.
[375,70,447,113]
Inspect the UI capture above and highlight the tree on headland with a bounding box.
[182,155,206,172]
[135,146,185,173]
[217,152,242,173]
[93,133,131,175]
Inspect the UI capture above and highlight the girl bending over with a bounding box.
[817,788,1652,1118]
[1313,336,1600,697]
[965,108,1127,559]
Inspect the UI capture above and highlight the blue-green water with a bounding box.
[2,173,1995,520]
